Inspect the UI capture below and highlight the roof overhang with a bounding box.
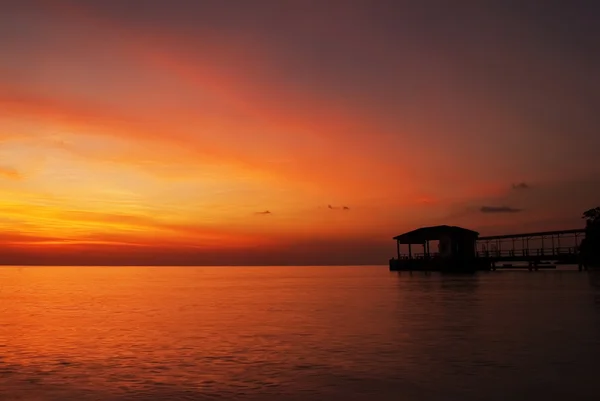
[394,225,479,244]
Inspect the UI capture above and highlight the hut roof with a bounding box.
[393,225,479,243]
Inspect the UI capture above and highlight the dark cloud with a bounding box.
[255,210,271,215]
[328,204,349,210]
[480,206,522,213]
[512,182,530,190]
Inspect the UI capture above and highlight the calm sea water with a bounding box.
[1,266,600,401]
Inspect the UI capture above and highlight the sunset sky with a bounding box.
[1,0,599,265]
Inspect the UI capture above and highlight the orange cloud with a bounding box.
[0,88,282,181]
[0,166,21,180]
[22,1,432,194]
[0,85,423,205]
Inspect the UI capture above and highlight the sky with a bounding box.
[1,0,599,265]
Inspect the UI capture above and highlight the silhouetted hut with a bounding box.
[390,225,479,271]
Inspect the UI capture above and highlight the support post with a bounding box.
[397,240,400,259]
[408,243,412,259]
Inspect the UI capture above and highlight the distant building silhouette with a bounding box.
[581,207,600,268]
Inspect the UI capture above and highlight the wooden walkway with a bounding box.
[476,228,584,268]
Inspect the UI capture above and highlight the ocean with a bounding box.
[1,266,599,400]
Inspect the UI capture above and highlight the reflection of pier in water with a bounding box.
[390,226,586,272]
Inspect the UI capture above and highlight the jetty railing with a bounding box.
[475,246,579,258]
[398,247,579,259]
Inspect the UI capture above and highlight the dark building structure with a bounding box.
[390,225,480,272]
[390,225,587,272]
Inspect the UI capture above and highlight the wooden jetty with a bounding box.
[477,229,584,270]
[389,225,586,272]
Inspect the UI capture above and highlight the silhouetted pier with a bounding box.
[476,228,585,270]
[390,226,586,272]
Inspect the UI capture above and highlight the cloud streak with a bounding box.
[512,182,530,190]
[480,206,523,214]
[0,166,21,180]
